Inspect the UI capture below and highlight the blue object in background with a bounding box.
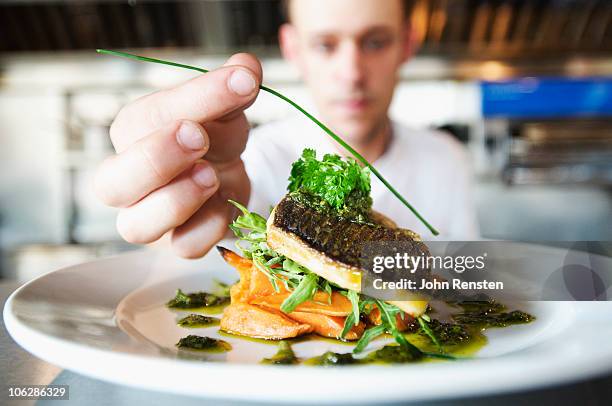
[481,77,612,118]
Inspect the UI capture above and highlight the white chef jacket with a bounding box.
[242,116,480,240]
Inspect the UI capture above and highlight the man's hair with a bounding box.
[280,0,412,22]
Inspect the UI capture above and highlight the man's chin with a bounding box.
[330,120,377,144]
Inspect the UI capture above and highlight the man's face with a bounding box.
[282,0,411,144]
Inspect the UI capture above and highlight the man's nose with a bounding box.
[335,42,366,87]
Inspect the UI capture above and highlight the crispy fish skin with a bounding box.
[271,195,426,268]
[267,217,362,291]
[267,194,430,317]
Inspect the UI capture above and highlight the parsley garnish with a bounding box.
[287,149,372,221]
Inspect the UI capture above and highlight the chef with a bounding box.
[94,0,479,258]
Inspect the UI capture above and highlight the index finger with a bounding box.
[110,53,262,153]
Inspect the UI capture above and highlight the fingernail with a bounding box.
[192,164,217,189]
[177,122,206,151]
[229,69,257,96]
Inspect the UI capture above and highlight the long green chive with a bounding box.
[96,49,439,236]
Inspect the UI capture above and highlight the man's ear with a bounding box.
[279,23,300,64]
[400,23,420,63]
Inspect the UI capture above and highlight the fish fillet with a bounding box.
[267,194,429,317]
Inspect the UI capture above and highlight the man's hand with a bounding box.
[94,53,262,258]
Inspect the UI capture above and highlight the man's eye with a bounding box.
[313,41,336,54]
[362,38,389,51]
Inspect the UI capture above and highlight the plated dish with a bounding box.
[5,149,612,402]
[164,149,535,364]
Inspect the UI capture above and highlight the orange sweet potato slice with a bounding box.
[218,247,252,302]
[218,247,289,300]
[220,303,313,339]
[218,246,253,278]
[218,247,364,340]
[250,291,352,316]
[286,311,365,340]
[248,264,290,297]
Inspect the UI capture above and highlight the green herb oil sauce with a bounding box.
[177,314,220,328]
[166,289,229,314]
[304,300,534,366]
[176,335,231,353]
[261,341,299,365]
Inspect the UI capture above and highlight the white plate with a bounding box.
[4,241,612,403]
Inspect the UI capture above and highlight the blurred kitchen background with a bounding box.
[0,0,611,282]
